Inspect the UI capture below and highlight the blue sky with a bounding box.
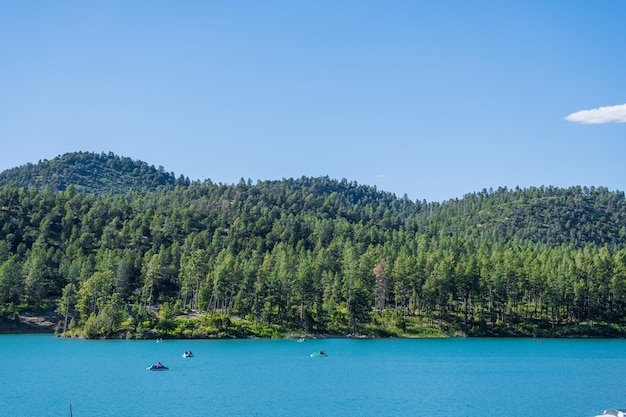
[1,1,625,202]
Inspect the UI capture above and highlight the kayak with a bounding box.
[310,352,328,358]
[146,364,169,371]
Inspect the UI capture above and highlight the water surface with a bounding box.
[1,335,624,416]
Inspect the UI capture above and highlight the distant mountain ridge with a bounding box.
[0,151,190,194]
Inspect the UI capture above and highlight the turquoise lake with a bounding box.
[1,335,625,417]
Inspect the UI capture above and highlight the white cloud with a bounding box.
[565,103,626,124]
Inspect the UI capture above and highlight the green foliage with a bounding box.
[3,154,626,338]
[156,302,176,333]
[0,151,188,194]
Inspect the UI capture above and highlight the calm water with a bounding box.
[1,335,625,417]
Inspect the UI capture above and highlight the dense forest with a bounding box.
[0,151,190,194]
[2,152,626,339]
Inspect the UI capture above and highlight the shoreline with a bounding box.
[0,312,61,334]
[3,312,625,340]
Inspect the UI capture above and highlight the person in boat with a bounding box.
[319,350,326,356]
[156,362,163,368]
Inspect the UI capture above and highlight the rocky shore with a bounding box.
[0,311,61,334]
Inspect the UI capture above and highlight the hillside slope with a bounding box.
[0,151,189,194]
[2,152,626,339]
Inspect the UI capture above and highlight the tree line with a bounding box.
[1,153,626,338]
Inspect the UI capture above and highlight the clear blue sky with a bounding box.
[2,1,625,202]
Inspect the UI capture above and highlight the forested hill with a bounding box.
[2,152,626,339]
[1,152,626,249]
[0,151,190,194]
[425,185,626,249]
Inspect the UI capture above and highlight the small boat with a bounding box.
[182,351,194,358]
[146,363,168,371]
[595,410,626,417]
[297,337,305,342]
[310,350,328,358]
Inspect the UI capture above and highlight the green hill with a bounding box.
[0,151,189,194]
[1,152,626,339]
